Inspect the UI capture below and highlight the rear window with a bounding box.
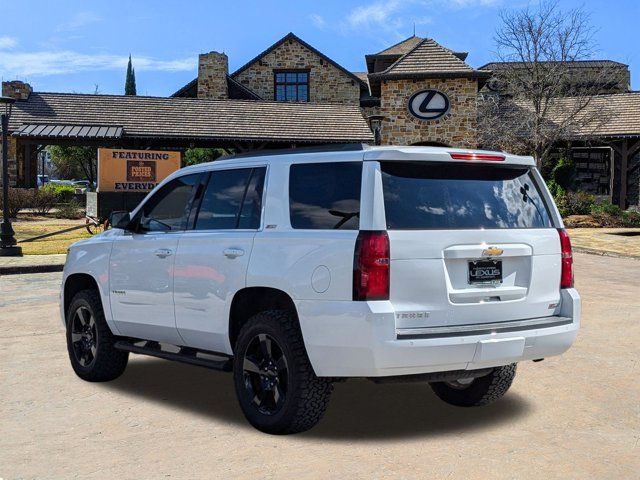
[381,162,553,230]
[289,162,362,229]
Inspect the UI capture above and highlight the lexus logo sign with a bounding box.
[408,89,450,121]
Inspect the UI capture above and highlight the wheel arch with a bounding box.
[63,273,101,317]
[229,287,298,352]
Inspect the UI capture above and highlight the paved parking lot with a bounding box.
[1,253,638,479]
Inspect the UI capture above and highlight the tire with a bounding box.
[233,310,333,434]
[65,289,128,382]
[430,363,517,407]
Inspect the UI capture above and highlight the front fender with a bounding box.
[60,230,119,334]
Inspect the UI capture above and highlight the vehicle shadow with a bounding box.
[104,357,532,441]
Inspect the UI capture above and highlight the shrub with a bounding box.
[0,187,34,218]
[54,199,83,219]
[32,188,58,215]
[555,191,596,217]
[550,156,575,191]
[591,202,622,217]
[546,179,565,199]
[42,184,76,203]
[622,210,640,227]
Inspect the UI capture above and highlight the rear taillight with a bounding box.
[558,228,574,288]
[353,231,390,301]
[449,152,505,161]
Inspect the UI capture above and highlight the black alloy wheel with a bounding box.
[70,306,98,367]
[241,333,289,416]
[65,289,128,382]
[233,310,333,434]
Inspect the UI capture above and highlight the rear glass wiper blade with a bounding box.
[329,210,359,229]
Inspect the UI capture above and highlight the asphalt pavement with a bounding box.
[1,253,638,479]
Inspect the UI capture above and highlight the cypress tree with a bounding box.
[125,55,137,96]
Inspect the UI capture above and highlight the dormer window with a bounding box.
[274,70,309,102]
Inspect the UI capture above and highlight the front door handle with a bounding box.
[223,248,245,258]
[154,248,173,258]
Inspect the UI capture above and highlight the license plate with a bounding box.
[468,260,502,284]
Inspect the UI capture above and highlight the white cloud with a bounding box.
[56,11,101,32]
[345,0,403,29]
[309,13,326,29]
[338,0,502,40]
[0,50,196,77]
[0,36,18,49]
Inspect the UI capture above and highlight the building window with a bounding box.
[275,71,309,102]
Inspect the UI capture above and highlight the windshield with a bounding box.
[381,162,553,230]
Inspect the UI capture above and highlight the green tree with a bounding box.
[183,148,230,167]
[49,146,97,184]
[125,54,137,96]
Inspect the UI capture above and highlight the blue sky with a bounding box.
[1,0,638,96]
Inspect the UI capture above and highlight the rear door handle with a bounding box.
[154,248,173,258]
[223,248,245,258]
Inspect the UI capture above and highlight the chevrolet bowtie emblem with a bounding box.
[482,246,504,257]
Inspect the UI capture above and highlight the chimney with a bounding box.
[2,80,32,100]
[197,52,228,100]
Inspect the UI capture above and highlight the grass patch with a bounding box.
[12,215,91,255]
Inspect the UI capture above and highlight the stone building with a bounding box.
[173,33,490,149]
[2,31,639,206]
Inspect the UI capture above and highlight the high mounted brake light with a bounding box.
[449,152,506,161]
[353,231,390,301]
[558,228,574,289]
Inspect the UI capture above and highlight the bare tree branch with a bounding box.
[481,0,618,168]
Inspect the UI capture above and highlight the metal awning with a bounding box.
[13,124,124,139]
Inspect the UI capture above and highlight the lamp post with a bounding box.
[0,95,21,256]
[368,115,385,146]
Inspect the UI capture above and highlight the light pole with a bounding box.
[0,95,22,256]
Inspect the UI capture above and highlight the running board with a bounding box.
[114,340,233,372]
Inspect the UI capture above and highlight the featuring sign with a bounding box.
[407,89,450,121]
[97,148,181,192]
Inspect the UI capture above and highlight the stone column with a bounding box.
[197,52,229,100]
[1,81,32,187]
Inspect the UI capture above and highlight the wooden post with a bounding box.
[619,140,628,209]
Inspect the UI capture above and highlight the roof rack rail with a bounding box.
[227,143,369,160]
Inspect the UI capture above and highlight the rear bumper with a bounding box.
[297,288,580,377]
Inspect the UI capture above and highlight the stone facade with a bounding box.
[0,81,31,187]
[379,77,478,148]
[233,39,360,104]
[0,137,18,187]
[2,80,32,100]
[197,52,228,100]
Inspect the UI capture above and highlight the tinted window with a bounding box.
[138,174,201,232]
[195,168,264,230]
[289,162,362,229]
[381,162,553,230]
[238,168,266,229]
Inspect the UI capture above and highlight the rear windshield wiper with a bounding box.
[329,210,359,229]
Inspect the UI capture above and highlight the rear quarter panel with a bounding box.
[246,160,358,301]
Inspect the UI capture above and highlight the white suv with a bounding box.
[61,145,580,434]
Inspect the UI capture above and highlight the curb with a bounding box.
[573,247,640,261]
[0,264,65,276]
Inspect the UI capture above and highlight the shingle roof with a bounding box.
[479,60,628,71]
[370,38,490,79]
[8,92,374,143]
[563,92,640,137]
[506,92,640,138]
[372,36,424,56]
[352,72,369,83]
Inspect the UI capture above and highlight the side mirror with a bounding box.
[109,211,131,230]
